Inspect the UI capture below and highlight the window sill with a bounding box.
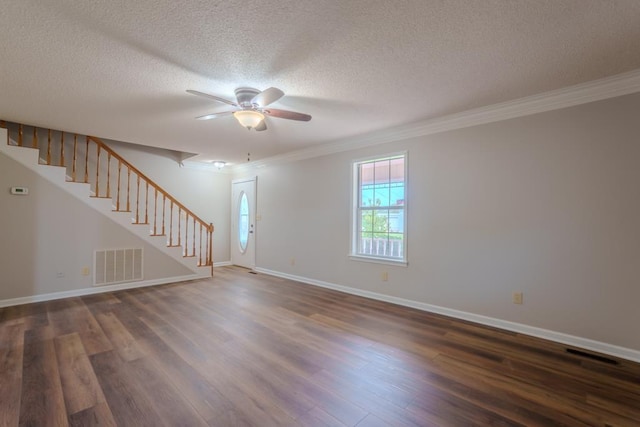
[348,254,408,267]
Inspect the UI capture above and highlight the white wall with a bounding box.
[0,151,193,300]
[103,140,231,263]
[237,93,640,353]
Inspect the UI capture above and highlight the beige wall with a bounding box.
[241,93,640,352]
[0,151,192,300]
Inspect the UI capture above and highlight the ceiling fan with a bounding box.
[186,87,311,131]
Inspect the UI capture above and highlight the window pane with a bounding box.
[390,157,404,182]
[374,160,390,184]
[373,210,389,233]
[360,185,374,207]
[388,208,404,233]
[359,232,372,255]
[238,192,249,252]
[373,160,390,207]
[390,182,404,206]
[360,210,374,233]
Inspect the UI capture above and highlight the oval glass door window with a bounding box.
[238,191,249,253]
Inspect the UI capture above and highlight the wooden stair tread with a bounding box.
[132,222,149,225]
[149,234,166,237]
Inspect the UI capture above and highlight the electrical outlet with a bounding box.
[381,271,388,281]
[290,258,295,266]
[81,267,90,276]
[513,292,523,304]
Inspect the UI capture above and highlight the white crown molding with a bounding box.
[233,68,640,173]
[0,273,209,308]
[254,267,640,364]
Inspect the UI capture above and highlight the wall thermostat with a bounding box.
[10,187,29,195]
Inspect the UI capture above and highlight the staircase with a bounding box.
[0,120,214,278]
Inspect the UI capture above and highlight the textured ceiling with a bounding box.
[1,1,640,165]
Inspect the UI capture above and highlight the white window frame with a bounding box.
[349,151,408,266]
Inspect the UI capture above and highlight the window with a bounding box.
[351,153,407,265]
[238,192,249,253]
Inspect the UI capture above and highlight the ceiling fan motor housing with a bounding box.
[235,87,261,108]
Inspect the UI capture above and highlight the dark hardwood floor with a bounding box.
[1,266,639,426]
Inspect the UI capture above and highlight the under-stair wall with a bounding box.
[0,123,223,306]
[0,146,195,304]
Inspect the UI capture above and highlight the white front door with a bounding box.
[231,177,256,269]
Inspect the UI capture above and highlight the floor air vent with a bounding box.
[566,348,618,365]
[95,248,143,286]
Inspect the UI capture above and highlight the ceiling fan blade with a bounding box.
[263,108,312,122]
[255,120,267,132]
[251,87,284,107]
[195,110,235,120]
[187,90,238,107]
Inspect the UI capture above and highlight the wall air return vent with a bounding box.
[94,248,143,286]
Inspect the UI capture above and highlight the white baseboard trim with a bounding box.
[254,267,640,364]
[213,261,232,267]
[0,273,210,308]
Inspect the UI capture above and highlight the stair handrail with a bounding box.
[1,120,214,270]
[88,135,214,236]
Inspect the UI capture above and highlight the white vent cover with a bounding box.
[94,248,143,286]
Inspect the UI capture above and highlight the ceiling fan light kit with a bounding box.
[233,110,264,130]
[187,86,311,132]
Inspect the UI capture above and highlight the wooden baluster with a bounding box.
[177,207,182,247]
[47,129,52,164]
[84,136,89,183]
[116,161,122,211]
[72,134,77,181]
[169,201,174,246]
[33,127,38,149]
[106,153,111,198]
[144,182,149,225]
[135,175,140,222]
[162,195,166,236]
[205,226,209,265]
[192,217,196,257]
[199,223,203,266]
[95,145,101,196]
[153,189,158,234]
[208,224,213,266]
[126,168,131,212]
[184,214,188,256]
[60,131,65,167]
[18,124,23,147]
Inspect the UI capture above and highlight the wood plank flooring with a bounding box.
[1,266,639,426]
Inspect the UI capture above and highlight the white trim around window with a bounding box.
[350,151,408,266]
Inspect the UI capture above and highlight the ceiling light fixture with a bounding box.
[233,110,264,130]
[212,161,226,169]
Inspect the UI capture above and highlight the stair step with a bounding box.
[167,245,181,248]
[183,255,196,258]
[149,234,166,237]
[132,222,149,225]
[90,195,112,199]
[112,210,132,213]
